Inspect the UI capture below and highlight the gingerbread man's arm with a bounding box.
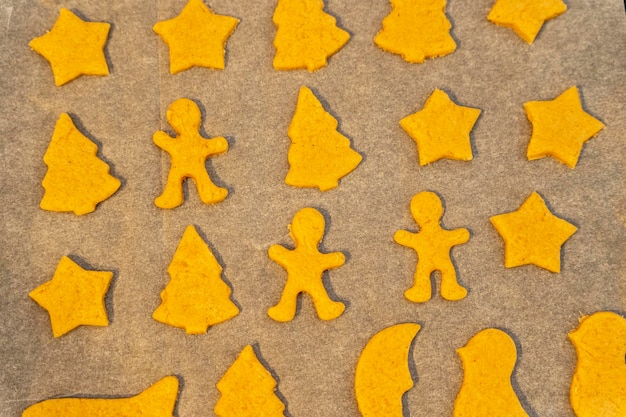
[153,131,175,151]
[268,244,292,269]
[202,136,229,157]
[448,228,470,246]
[394,230,417,248]
[322,251,345,270]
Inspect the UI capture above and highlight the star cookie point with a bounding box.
[487,0,567,44]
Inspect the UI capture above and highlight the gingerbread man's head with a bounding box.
[290,207,326,246]
[166,98,202,134]
[410,191,444,227]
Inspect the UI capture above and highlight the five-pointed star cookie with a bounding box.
[525,86,605,168]
[29,256,113,337]
[487,0,567,44]
[490,192,577,273]
[400,89,481,166]
[153,0,239,74]
[29,8,111,86]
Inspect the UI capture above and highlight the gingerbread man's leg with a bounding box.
[268,279,301,322]
[439,262,467,301]
[308,279,345,320]
[404,262,433,303]
[155,169,185,209]
[194,169,228,205]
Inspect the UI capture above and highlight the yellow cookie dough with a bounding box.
[525,86,605,168]
[215,345,286,417]
[29,8,110,86]
[154,98,229,208]
[454,328,530,417]
[153,225,239,334]
[400,89,481,166]
[40,113,120,216]
[488,0,567,44]
[394,191,469,303]
[375,0,456,63]
[22,376,179,417]
[268,207,345,322]
[153,0,239,74]
[286,86,362,191]
[569,311,626,417]
[355,323,421,417]
[29,256,112,338]
[273,0,350,71]
[490,192,577,273]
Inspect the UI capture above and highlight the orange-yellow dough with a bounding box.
[400,89,481,166]
[214,345,286,417]
[153,0,239,74]
[268,207,345,322]
[375,0,456,63]
[22,376,179,417]
[29,8,110,86]
[29,256,112,338]
[286,86,362,191]
[569,311,626,417]
[272,0,350,71]
[354,323,421,417]
[154,98,229,208]
[40,113,120,216]
[454,328,530,417]
[394,192,469,302]
[525,86,605,168]
[488,0,567,44]
[153,225,239,334]
[490,192,577,273]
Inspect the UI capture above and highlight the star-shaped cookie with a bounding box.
[154,0,239,74]
[525,86,605,168]
[487,0,567,44]
[29,8,110,86]
[400,89,481,166]
[29,256,113,337]
[490,192,577,273]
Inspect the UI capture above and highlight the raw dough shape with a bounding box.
[40,114,121,215]
[153,0,239,74]
[394,191,470,303]
[29,256,112,338]
[525,86,605,168]
[272,0,350,71]
[454,328,530,417]
[490,191,577,273]
[355,323,421,417]
[22,376,179,417]
[29,8,110,86]
[286,86,362,191]
[154,98,229,209]
[214,345,286,417]
[153,225,239,334]
[375,0,456,63]
[268,207,346,322]
[488,0,567,44]
[569,311,626,417]
[400,89,481,166]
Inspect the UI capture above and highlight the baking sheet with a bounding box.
[1,1,625,416]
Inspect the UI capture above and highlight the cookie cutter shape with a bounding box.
[273,0,350,71]
[153,0,239,73]
[40,113,120,216]
[569,311,626,417]
[286,86,362,191]
[268,207,346,322]
[490,192,577,273]
[375,0,456,63]
[454,328,530,417]
[154,98,229,208]
[355,323,421,417]
[488,0,567,44]
[400,89,481,166]
[153,225,239,334]
[22,376,179,417]
[394,191,470,302]
[29,8,110,86]
[29,256,112,338]
[525,86,605,168]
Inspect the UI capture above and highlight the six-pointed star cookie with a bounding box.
[154,0,239,74]
[400,89,481,166]
[29,8,111,86]
[525,86,605,168]
[488,0,567,44]
[490,192,577,273]
[29,256,113,337]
